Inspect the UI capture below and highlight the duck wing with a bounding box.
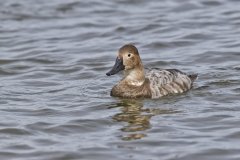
[145,68,197,98]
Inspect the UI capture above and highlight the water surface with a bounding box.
[0,0,240,160]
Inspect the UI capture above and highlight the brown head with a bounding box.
[106,44,143,76]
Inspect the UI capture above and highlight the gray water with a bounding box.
[0,0,240,160]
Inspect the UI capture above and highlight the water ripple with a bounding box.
[0,0,240,160]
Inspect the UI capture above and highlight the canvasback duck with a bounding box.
[106,44,197,99]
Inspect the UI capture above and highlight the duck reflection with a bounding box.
[110,99,179,141]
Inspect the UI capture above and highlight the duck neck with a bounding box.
[123,64,145,86]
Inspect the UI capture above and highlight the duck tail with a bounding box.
[188,74,198,82]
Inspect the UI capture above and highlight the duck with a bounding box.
[106,44,197,99]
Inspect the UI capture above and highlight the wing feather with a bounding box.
[146,68,193,98]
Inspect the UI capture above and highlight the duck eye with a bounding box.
[128,54,131,57]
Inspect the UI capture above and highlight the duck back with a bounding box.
[146,69,197,98]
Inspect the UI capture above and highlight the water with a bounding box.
[0,0,240,159]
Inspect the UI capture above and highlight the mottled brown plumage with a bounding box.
[106,44,197,99]
[111,78,152,98]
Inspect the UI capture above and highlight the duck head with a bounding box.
[106,44,142,76]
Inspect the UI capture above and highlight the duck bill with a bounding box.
[106,58,125,76]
